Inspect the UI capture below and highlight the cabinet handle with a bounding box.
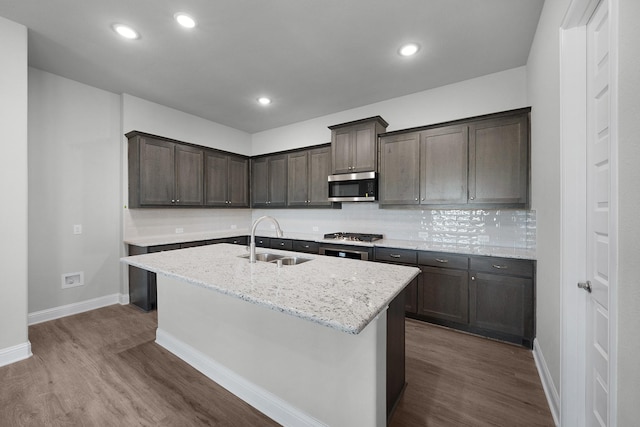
[470,196,475,200]
[435,258,449,263]
[390,254,401,258]
[280,242,285,246]
[303,245,310,248]
[421,198,425,201]
[415,198,418,201]
[492,264,508,270]
[471,276,476,281]
[171,199,175,203]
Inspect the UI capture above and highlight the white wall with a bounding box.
[0,17,30,363]
[525,0,571,399]
[251,67,527,155]
[28,68,122,313]
[121,95,254,243]
[122,94,252,155]
[616,0,640,422]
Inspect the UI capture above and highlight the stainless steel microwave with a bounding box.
[327,171,378,202]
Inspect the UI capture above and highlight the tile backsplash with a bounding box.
[124,203,536,250]
[253,203,536,250]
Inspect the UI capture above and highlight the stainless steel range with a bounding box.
[322,232,383,242]
[319,232,383,260]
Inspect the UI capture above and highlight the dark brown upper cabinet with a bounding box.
[329,116,388,174]
[251,154,287,208]
[378,108,530,209]
[420,125,469,205]
[287,146,332,207]
[204,151,249,208]
[468,114,529,205]
[128,133,204,208]
[379,132,421,205]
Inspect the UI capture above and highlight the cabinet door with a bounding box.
[332,128,353,174]
[287,151,309,206]
[308,147,331,206]
[469,271,533,339]
[175,144,204,205]
[352,124,376,172]
[420,125,468,205]
[228,155,249,207]
[204,151,228,206]
[418,266,469,324]
[268,154,288,207]
[468,114,528,205]
[251,157,269,207]
[379,133,420,205]
[138,138,175,206]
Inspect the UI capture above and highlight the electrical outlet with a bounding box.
[175,228,184,234]
[230,224,237,229]
[73,224,82,235]
[312,226,319,232]
[61,272,84,289]
[418,232,428,238]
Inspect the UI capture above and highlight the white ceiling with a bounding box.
[0,0,544,133]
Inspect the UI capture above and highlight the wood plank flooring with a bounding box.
[0,305,554,426]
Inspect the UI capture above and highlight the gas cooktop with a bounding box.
[323,232,383,242]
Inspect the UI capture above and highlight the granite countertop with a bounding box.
[125,230,536,260]
[121,244,420,335]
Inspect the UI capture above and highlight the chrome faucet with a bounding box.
[249,216,284,263]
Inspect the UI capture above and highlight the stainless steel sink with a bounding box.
[238,253,312,265]
[275,257,312,266]
[239,253,285,262]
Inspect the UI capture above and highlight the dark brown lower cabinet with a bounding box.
[418,266,469,324]
[128,243,180,311]
[373,247,418,315]
[469,258,535,347]
[128,237,247,311]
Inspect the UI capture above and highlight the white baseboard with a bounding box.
[118,292,130,305]
[155,328,325,427]
[28,293,129,325]
[0,341,32,368]
[533,338,560,426]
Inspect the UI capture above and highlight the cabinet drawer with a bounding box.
[148,244,181,253]
[375,247,417,264]
[227,236,248,245]
[253,237,270,247]
[470,256,533,278]
[292,240,319,254]
[180,240,208,249]
[418,251,468,270]
[270,238,293,250]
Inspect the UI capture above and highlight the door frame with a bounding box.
[559,0,619,425]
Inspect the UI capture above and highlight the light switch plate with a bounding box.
[73,224,82,235]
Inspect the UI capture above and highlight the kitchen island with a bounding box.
[121,243,420,427]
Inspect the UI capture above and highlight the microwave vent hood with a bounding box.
[327,171,377,202]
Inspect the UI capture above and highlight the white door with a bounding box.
[584,1,615,425]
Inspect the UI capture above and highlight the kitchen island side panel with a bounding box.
[156,275,387,427]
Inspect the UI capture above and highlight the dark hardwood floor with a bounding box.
[0,305,554,426]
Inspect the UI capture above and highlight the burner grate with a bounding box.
[323,232,383,242]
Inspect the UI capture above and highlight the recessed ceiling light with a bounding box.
[399,43,420,57]
[175,13,196,29]
[112,24,140,40]
[257,97,272,106]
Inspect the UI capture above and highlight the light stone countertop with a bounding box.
[121,243,420,335]
[125,230,536,260]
